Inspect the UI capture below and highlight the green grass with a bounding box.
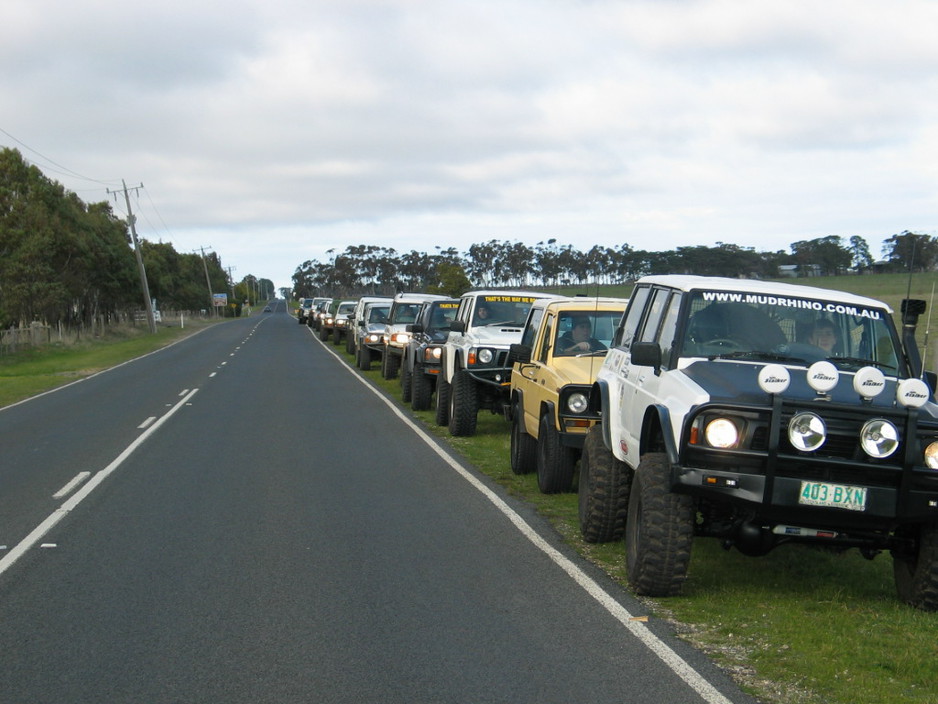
[0,317,222,407]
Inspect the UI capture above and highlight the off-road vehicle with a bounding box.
[581,274,938,610]
[400,298,459,411]
[350,298,391,371]
[380,293,451,380]
[308,298,333,332]
[509,296,628,493]
[440,290,560,437]
[328,300,357,345]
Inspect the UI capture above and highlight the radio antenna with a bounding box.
[923,281,935,379]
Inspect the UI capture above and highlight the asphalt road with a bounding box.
[0,305,757,704]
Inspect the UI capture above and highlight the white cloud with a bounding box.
[1,0,936,289]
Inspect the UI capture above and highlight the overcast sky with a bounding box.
[3,0,936,291]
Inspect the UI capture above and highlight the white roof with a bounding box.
[637,275,892,312]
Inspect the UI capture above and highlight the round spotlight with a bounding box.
[789,412,826,452]
[853,366,886,399]
[478,348,494,364]
[806,361,839,394]
[758,364,790,395]
[860,419,899,458]
[897,378,931,408]
[924,442,938,469]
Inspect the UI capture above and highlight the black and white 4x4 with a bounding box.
[380,293,451,380]
[440,290,561,437]
[400,298,459,411]
[582,275,938,609]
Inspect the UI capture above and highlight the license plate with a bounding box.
[799,481,867,511]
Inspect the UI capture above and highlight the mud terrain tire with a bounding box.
[578,426,631,543]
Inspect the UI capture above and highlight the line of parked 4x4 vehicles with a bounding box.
[297,276,938,611]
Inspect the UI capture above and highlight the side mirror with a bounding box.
[631,341,661,369]
[450,320,466,333]
[508,343,532,365]
[407,323,424,334]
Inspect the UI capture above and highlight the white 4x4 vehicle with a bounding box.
[440,290,560,436]
[582,275,938,609]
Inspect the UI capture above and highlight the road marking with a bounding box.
[315,333,735,704]
[52,472,92,499]
[178,389,190,396]
[0,389,199,579]
[209,372,217,378]
[138,416,157,429]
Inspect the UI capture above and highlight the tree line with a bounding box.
[0,148,272,328]
[293,232,937,299]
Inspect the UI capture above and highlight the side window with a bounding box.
[520,307,544,348]
[638,289,670,343]
[658,293,683,368]
[539,314,555,363]
[457,297,472,324]
[614,286,650,349]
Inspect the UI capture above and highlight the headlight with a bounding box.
[789,412,826,452]
[924,441,938,469]
[566,392,589,414]
[366,333,381,343]
[478,348,494,364]
[704,418,739,449]
[392,332,410,345]
[424,347,443,362]
[860,419,899,458]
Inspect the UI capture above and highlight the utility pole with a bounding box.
[196,247,216,317]
[110,181,156,333]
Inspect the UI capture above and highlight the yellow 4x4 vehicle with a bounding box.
[508,297,628,493]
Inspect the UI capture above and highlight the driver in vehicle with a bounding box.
[558,316,606,355]
[807,318,839,354]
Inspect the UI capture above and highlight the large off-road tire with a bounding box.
[510,405,537,475]
[434,376,451,426]
[412,366,434,411]
[536,413,577,493]
[320,326,330,341]
[578,426,631,543]
[893,524,938,611]
[346,332,356,354]
[400,364,413,403]
[448,369,478,437]
[357,346,372,371]
[382,351,400,380]
[625,452,694,597]
[333,330,344,346]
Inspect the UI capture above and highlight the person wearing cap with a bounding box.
[558,316,606,354]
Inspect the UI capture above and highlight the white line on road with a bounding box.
[52,472,92,499]
[138,416,157,429]
[314,331,735,704]
[0,389,200,580]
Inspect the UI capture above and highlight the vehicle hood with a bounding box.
[547,355,607,386]
[468,325,525,348]
[679,359,938,416]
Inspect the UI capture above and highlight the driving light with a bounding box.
[425,347,443,362]
[566,392,589,414]
[924,442,938,469]
[789,412,826,452]
[705,418,739,449]
[860,419,899,458]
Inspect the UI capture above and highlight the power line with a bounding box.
[0,125,119,186]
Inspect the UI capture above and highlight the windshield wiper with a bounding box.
[709,350,807,364]
[831,356,896,371]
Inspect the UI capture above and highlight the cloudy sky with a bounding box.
[2,0,937,291]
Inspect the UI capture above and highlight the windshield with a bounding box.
[367,305,389,324]
[390,303,421,324]
[554,310,621,356]
[473,295,538,327]
[679,291,903,373]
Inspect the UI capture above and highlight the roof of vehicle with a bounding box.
[463,290,562,299]
[637,275,892,312]
[393,292,452,302]
[529,296,629,312]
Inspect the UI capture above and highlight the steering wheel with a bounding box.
[704,338,742,351]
